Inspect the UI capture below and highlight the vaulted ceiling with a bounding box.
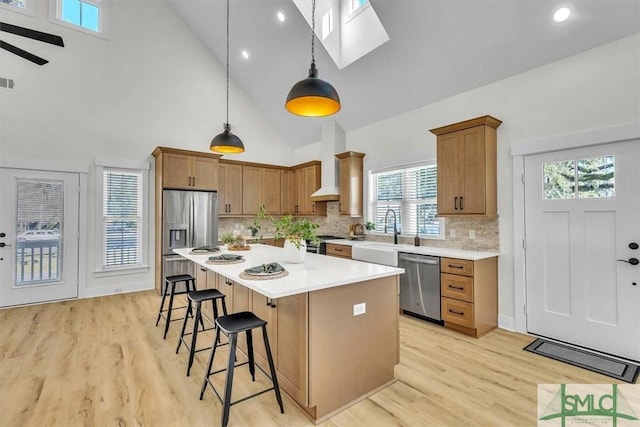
[168,0,640,148]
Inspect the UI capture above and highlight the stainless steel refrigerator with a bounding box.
[162,189,218,292]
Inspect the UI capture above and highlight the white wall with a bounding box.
[346,33,640,328]
[0,0,290,296]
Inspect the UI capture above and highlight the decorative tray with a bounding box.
[228,245,251,251]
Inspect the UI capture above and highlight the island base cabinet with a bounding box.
[250,290,310,408]
[211,275,399,424]
[307,276,399,422]
[271,293,309,406]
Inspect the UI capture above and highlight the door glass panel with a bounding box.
[577,155,615,198]
[15,179,63,285]
[543,160,575,200]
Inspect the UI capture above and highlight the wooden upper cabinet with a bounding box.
[242,165,282,215]
[430,116,501,217]
[336,151,365,217]
[218,162,243,216]
[263,168,282,215]
[152,147,220,191]
[293,162,325,216]
[281,169,295,215]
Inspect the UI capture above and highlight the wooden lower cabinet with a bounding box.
[440,256,498,337]
[325,243,352,259]
[215,275,397,423]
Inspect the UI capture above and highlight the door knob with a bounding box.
[0,242,10,248]
[629,242,639,250]
[0,232,5,238]
[617,257,640,265]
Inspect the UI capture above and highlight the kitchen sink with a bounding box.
[351,243,398,267]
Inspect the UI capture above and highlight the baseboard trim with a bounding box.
[79,281,154,299]
[498,314,515,331]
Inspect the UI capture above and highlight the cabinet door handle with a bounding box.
[448,264,465,269]
[448,285,464,290]
[192,176,196,187]
[448,309,465,316]
[460,196,463,210]
[312,203,315,214]
[454,196,458,210]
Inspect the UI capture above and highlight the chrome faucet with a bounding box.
[384,208,399,244]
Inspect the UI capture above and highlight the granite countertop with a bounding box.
[174,246,404,299]
[323,239,499,260]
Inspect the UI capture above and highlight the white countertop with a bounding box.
[174,245,404,299]
[323,239,499,260]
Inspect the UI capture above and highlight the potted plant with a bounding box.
[365,221,376,232]
[258,209,320,263]
[220,232,235,248]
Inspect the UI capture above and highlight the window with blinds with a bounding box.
[368,163,444,238]
[102,169,143,268]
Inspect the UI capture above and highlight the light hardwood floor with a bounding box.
[0,291,625,427]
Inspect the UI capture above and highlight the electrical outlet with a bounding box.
[353,302,366,316]
[449,229,456,238]
[469,230,476,239]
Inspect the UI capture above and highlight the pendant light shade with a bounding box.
[285,0,341,117]
[210,123,244,153]
[210,0,244,154]
[285,63,341,117]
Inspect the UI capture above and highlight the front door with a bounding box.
[0,168,80,307]
[525,140,640,361]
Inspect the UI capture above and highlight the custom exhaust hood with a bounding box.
[310,121,346,201]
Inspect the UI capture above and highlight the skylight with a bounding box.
[292,0,389,70]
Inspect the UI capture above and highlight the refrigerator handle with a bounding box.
[190,195,195,247]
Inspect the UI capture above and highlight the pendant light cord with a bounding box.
[311,0,316,66]
[225,0,230,126]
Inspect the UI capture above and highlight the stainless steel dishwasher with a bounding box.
[398,252,442,323]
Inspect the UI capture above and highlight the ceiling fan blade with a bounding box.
[0,40,48,65]
[0,22,64,47]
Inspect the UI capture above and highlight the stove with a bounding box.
[306,235,346,254]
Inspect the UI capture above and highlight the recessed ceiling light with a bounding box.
[554,7,571,23]
[277,11,286,22]
[241,50,250,59]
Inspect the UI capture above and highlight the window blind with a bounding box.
[368,164,442,237]
[103,169,142,267]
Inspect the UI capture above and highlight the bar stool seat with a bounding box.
[155,274,197,339]
[176,288,228,376]
[200,311,284,427]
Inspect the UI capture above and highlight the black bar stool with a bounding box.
[200,311,284,427]
[155,274,197,339]
[176,288,228,376]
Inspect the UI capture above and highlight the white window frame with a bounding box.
[367,161,445,240]
[0,0,36,17]
[345,0,369,21]
[49,0,110,39]
[94,158,149,276]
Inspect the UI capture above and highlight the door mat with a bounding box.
[524,338,639,383]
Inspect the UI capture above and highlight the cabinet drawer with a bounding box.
[441,273,474,303]
[442,298,474,328]
[325,244,352,258]
[441,257,474,276]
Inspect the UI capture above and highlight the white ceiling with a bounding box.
[168,0,640,148]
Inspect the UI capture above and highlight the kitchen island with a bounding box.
[174,245,404,424]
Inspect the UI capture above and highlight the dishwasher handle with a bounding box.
[398,253,439,265]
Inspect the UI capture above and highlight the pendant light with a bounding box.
[210,0,244,154]
[285,0,341,117]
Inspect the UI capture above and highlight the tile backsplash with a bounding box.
[219,202,499,252]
